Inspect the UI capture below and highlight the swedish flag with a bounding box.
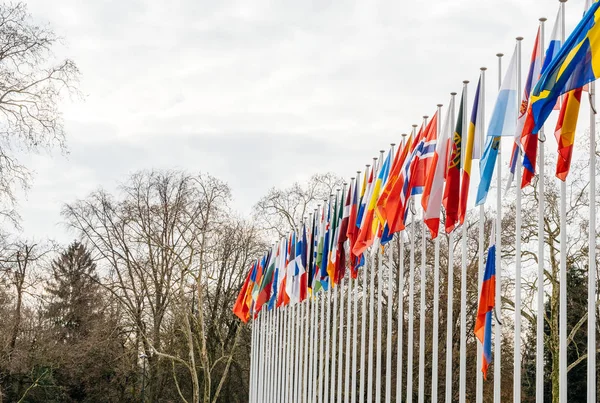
[531,1,600,133]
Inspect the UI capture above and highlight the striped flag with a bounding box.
[423,98,453,238]
[555,88,583,181]
[459,77,483,224]
[474,227,497,380]
[443,88,465,233]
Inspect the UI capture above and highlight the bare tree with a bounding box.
[253,172,344,239]
[0,2,79,227]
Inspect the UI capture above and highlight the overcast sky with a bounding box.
[15,0,588,243]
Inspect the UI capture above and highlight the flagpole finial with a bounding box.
[539,17,547,22]
[365,164,370,168]
[559,0,567,3]
[516,36,523,41]
[451,92,457,96]
[390,143,396,147]
[423,115,429,119]
[481,67,487,71]
[463,80,469,84]
[357,170,361,174]
[379,150,385,153]
[437,104,443,107]
[412,124,418,128]
[402,133,407,137]
[496,53,504,57]
[350,177,355,181]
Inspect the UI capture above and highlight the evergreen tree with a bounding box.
[46,241,101,341]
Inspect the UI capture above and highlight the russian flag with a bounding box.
[474,229,497,380]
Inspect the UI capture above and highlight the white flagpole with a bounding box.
[260,311,266,401]
[320,293,326,403]
[367,250,377,403]
[250,315,256,403]
[397,227,406,403]
[351,171,361,403]
[331,261,339,399]
[587,72,597,403]
[407,181,417,403]
[277,309,283,403]
[535,19,547,403]
[418,116,429,403]
[263,311,270,402]
[273,309,278,403]
[359,165,370,403]
[367,158,378,403]
[559,3,568,402]
[514,36,524,403]
[459,80,469,403]
[307,301,313,401]
[351,273,359,403]
[385,239,394,403]
[375,236,384,403]
[432,104,443,403]
[325,287,332,403]
[255,312,261,402]
[310,295,317,402]
[475,68,486,403]
[337,276,345,402]
[269,311,274,403]
[295,304,302,403]
[445,93,457,403]
[281,306,288,403]
[345,275,353,402]
[304,300,310,403]
[494,52,503,403]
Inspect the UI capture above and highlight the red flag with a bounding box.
[555,88,583,181]
[232,265,253,322]
[443,89,465,233]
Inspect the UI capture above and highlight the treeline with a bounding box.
[0,171,265,402]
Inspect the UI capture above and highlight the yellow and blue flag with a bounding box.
[531,1,600,133]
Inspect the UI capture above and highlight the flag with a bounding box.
[336,183,351,282]
[277,239,290,307]
[474,227,497,380]
[353,150,392,257]
[377,133,414,236]
[459,77,483,224]
[255,247,276,313]
[423,97,453,238]
[531,1,600,133]
[327,192,342,284]
[320,201,332,290]
[487,43,518,138]
[298,224,308,302]
[507,27,544,190]
[555,88,583,181]
[285,232,296,303]
[347,175,361,278]
[443,88,465,233]
[233,263,254,322]
[475,44,519,206]
[314,204,327,293]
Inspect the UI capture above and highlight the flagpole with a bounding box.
[325,223,332,403]
[308,295,315,402]
[494,52,503,403]
[557,3,568,402]
[331,190,340,403]
[337,266,345,402]
[359,166,370,403]
[528,19,544,403]
[432,104,443,403]
[476,68,486,403]
[385,237,395,403]
[407,143,417,403]
[587,70,596,403]
[250,315,256,403]
[396,137,407,403]
[375,248,384,403]
[459,81,469,403]
[345,256,353,402]
[444,93,457,403]
[351,172,361,403]
[259,311,266,401]
[271,310,276,403]
[264,311,271,402]
[277,309,283,403]
[267,310,272,403]
[513,36,524,403]
[418,116,429,403]
[296,302,303,403]
[281,306,288,403]
[319,293,326,403]
[304,301,310,403]
[367,157,378,403]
